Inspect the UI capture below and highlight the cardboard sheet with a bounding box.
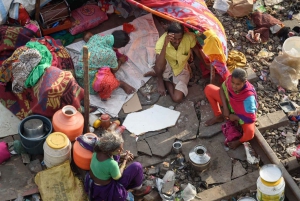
[122,93,142,113]
[123,104,180,135]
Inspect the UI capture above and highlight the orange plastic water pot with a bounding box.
[73,133,97,170]
[52,105,84,141]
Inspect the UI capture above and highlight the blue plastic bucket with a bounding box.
[18,115,52,155]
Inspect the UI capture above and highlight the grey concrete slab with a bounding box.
[198,104,223,138]
[198,134,232,184]
[137,90,160,106]
[245,67,259,84]
[145,131,176,158]
[226,144,247,161]
[134,155,164,168]
[181,134,233,185]
[169,100,199,141]
[0,156,38,200]
[186,84,206,103]
[137,140,152,156]
[155,95,178,109]
[192,171,259,201]
[137,129,167,141]
[256,110,290,133]
[231,160,247,180]
[138,77,160,106]
[123,130,138,158]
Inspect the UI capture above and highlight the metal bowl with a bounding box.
[23,119,45,139]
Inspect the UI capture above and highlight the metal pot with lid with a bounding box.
[23,119,45,139]
[189,144,211,172]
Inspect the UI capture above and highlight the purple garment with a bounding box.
[84,162,143,201]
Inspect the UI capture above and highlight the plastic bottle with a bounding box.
[100,114,110,130]
[89,114,101,128]
[107,120,120,132]
[115,125,126,135]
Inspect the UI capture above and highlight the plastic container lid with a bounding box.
[259,164,282,182]
[101,114,110,121]
[93,119,101,128]
[46,132,69,149]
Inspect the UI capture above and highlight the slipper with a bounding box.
[132,186,152,197]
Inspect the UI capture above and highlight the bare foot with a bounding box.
[205,115,224,126]
[157,77,166,96]
[119,81,136,94]
[227,140,242,150]
[143,71,156,77]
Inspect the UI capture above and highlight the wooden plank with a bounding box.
[83,46,90,134]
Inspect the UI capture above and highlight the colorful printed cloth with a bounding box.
[30,36,75,73]
[93,67,120,100]
[222,75,258,124]
[0,66,84,120]
[25,41,52,88]
[0,25,36,65]
[76,34,118,95]
[0,33,83,120]
[126,0,229,78]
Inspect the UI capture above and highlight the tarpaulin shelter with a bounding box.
[126,0,229,80]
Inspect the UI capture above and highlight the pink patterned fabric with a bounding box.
[222,121,242,146]
[0,142,10,164]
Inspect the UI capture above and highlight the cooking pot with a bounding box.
[189,144,211,172]
[23,119,45,139]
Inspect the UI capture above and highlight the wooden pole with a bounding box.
[35,0,40,23]
[83,46,90,134]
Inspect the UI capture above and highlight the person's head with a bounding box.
[83,32,94,43]
[112,30,130,48]
[156,16,171,31]
[167,22,184,49]
[94,131,124,156]
[231,68,247,93]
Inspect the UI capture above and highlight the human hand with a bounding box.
[229,114,239,122]
[165,33,174,45]
[118,55,127,64]
[124,151,134,161]
[223,108,230,120]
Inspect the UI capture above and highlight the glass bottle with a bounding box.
[115,125,126,135]
[107,120,120,132]
[100,114,110,130]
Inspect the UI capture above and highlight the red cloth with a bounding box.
[0,142,10,164]
[92,67,120,100]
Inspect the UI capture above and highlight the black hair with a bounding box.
[112,30,130,48]
[167,22,184,35]
[232,68,247,82]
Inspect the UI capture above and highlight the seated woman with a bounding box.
[76,30,135,101]
[204,68,258,149]
[84,131,151,201]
